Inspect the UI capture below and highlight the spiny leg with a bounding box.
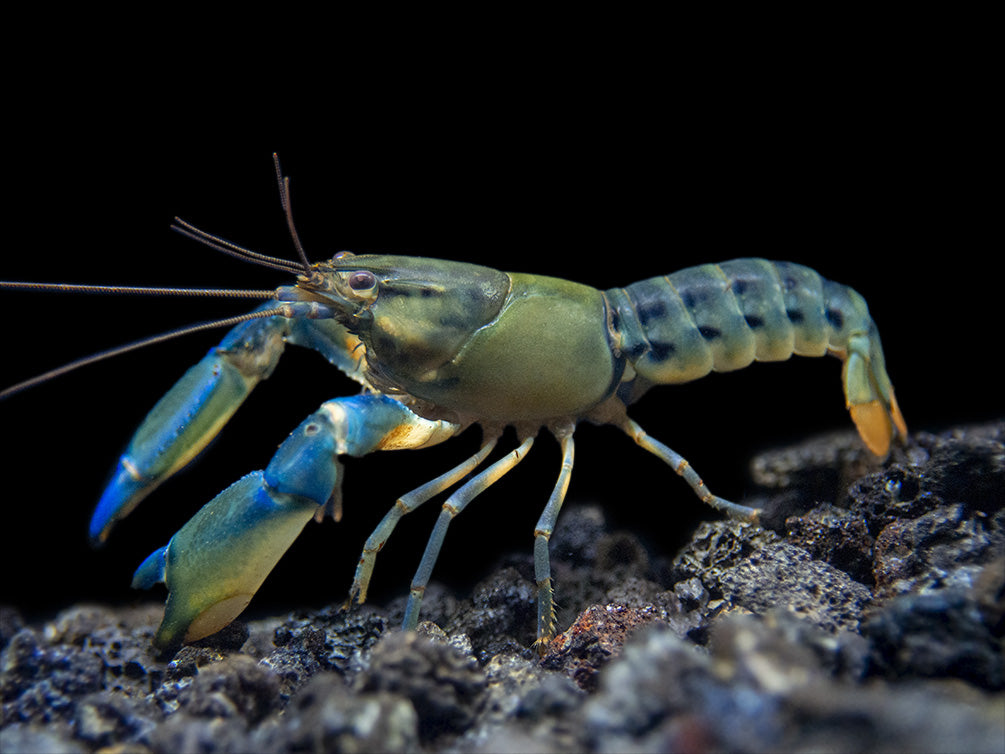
[348,436,500,605]
[402,436,536,631]
[533,430,575,652]
[620,418,759,522]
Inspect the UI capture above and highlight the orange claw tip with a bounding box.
[850,400,895,456]
[890,390,908,440]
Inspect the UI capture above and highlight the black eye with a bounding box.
[348,270,377,291]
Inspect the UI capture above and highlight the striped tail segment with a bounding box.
[604,258,906,456]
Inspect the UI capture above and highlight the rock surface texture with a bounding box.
[2,422,1003,753]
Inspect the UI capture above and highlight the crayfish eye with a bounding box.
[348,270,377,293]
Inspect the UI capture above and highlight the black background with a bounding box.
[3,47,996,625]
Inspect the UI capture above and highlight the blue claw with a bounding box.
[89,313,290,545]
[132,545,168,589]
[88,309,374,546]
[136,472,319,649]
[91,462,156,545]
[131,394,460,649]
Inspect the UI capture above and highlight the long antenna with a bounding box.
[0,306,286,401]
[1,153,322,399]
[170,217,305,275]
[0,281,276,298]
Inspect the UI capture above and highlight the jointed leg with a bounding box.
[402,436,536,630]
[620,418,760,522]
[533,430,575,651]
[348,436,500,605]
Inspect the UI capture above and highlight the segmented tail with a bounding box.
[606,259,907,456]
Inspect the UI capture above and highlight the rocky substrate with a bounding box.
[2,422,1003,753]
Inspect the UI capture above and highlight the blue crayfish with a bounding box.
[1,156,906,651]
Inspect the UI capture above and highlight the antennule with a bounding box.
[272,153,313,274]
[171,218,305,275]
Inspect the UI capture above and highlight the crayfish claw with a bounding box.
[135,471,318,649]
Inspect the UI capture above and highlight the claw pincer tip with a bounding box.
[89,457,154,546]
[137,471,320,648]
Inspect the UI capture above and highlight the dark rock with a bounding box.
[713,609,871,683]
[261,606,388,699]
[1,626,106,723]
[354,630,487,742]
[146,711,251,754]
[261,672,418,754]
[582,626,715,750]
[785,502,875,584]
[3,422,1003,753]
[553,514,669,641]
[670,519,781,593]
[872,503,1004,598]
[583,617,1004,754]
[920,423,1005,511]
[847,464,942,536]
[0,723,86,754]
[862,587,1004,689]
[457,652,583,752]
[974,556,1005,635]
[672,575,709,610]
[718,541,874,633]
[73,692,158,748]
[543,602,673,691]
[774,678,1004,754]
[179,654,280,722]
[446,565,538,660]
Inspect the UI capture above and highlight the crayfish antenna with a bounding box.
[0,305,285,401]
[272,153,314,276]
[170,218,306,275]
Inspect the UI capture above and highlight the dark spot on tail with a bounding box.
[698,326,721,340]
[786,308,804,324]
[637,300,667,326]
[826,308,844,330]
[744,314,764,329]
[626,341,648,359]
[650,341,676,361]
